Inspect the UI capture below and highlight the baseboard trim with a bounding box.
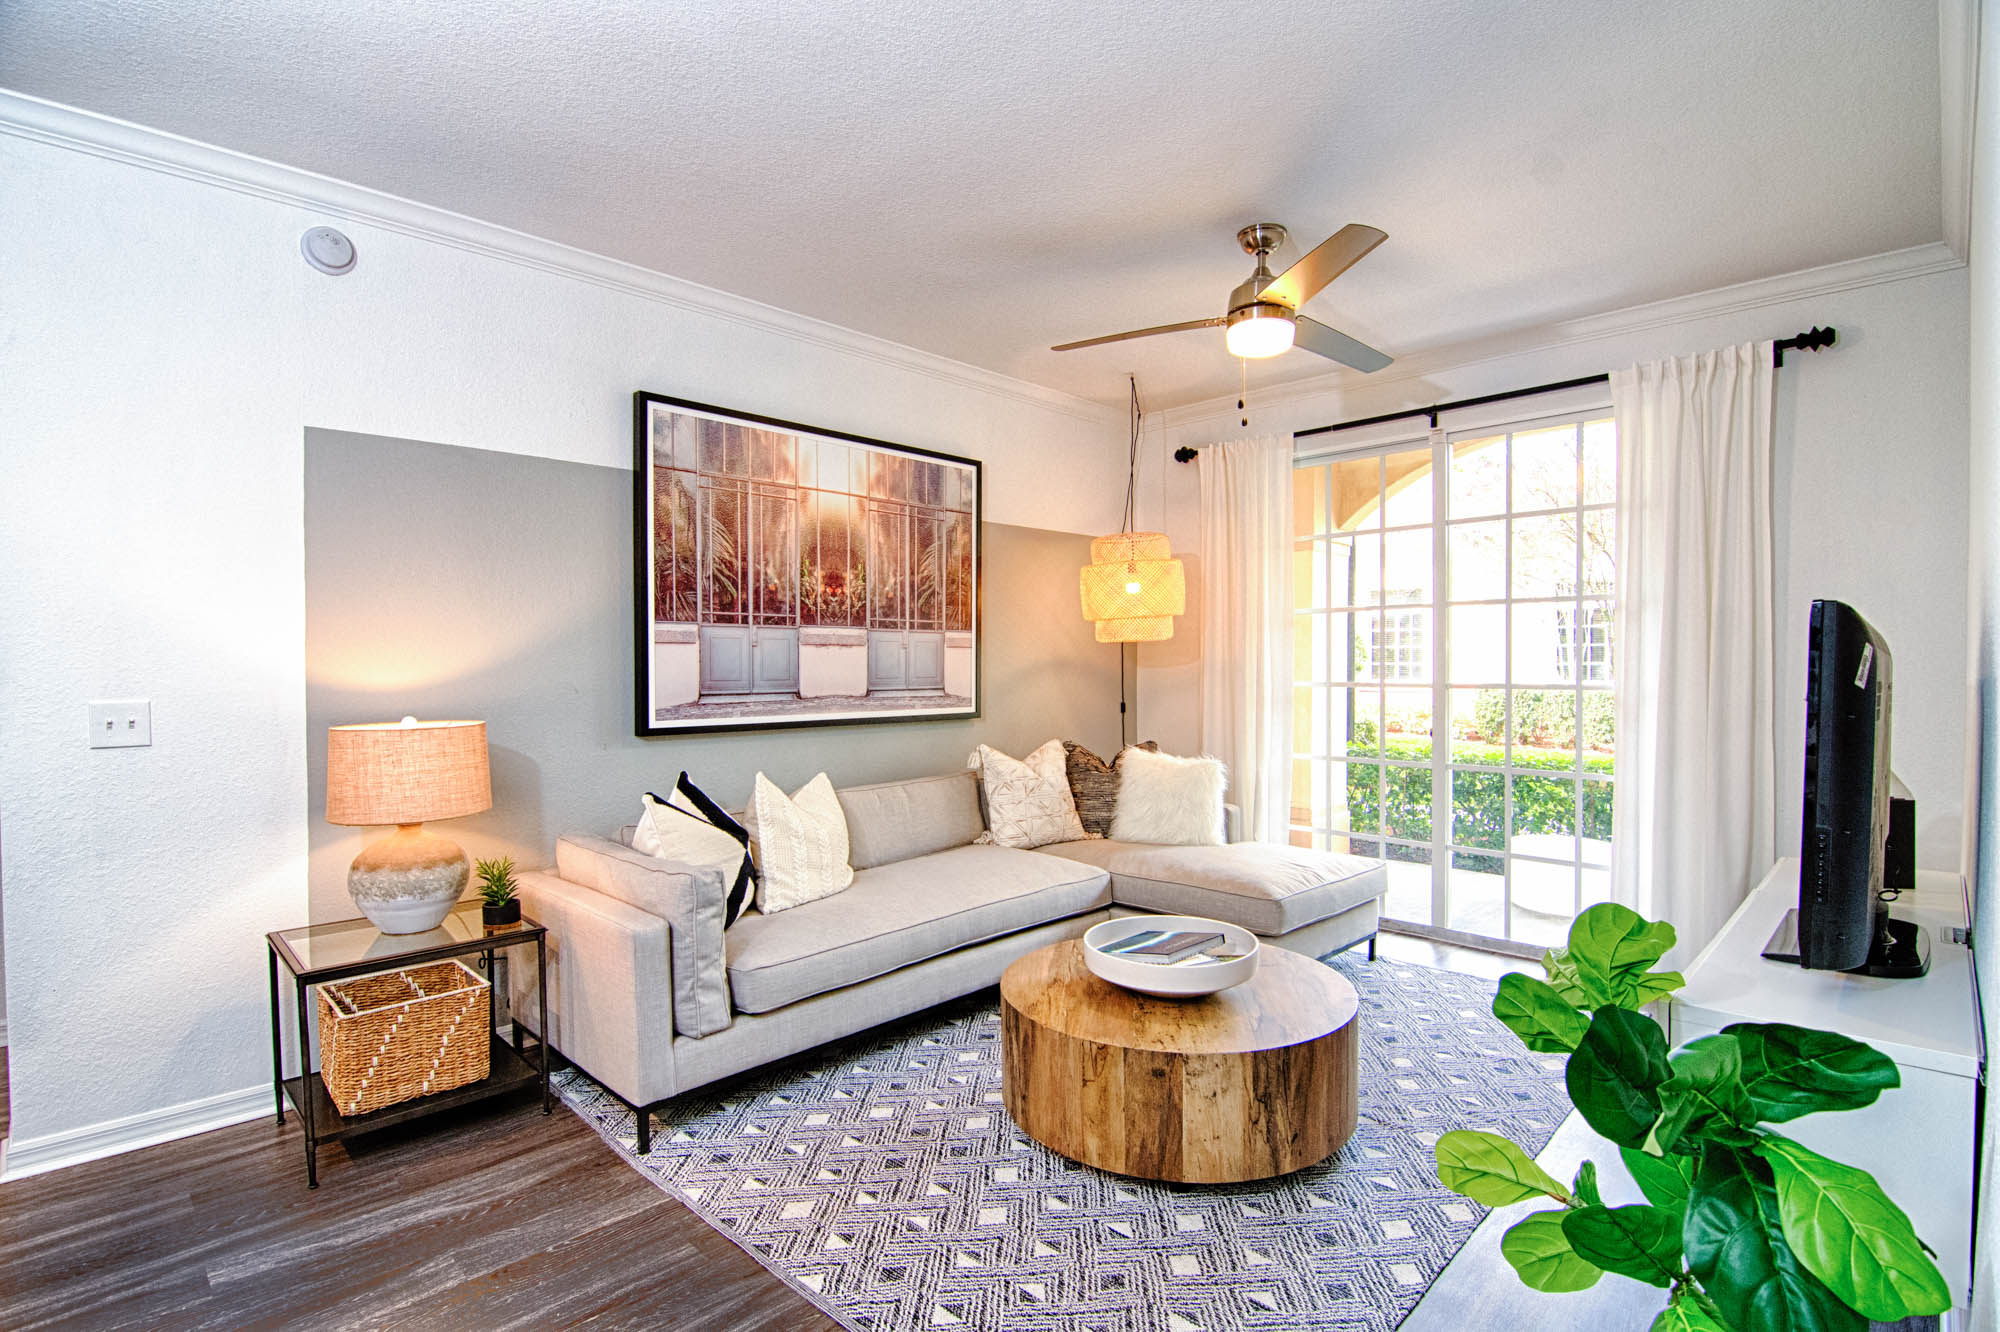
[1,1083,269,1182]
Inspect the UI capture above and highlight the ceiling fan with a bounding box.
[1051,222,1392,372]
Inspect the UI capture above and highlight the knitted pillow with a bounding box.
[742,772,855,913]
[1062,739,1160,838]
[967,740,1089,849]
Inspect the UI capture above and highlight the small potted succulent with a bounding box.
[475,855,520,926]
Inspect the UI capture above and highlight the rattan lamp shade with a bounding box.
[1080,531,1186,643]
[325,719,491,827]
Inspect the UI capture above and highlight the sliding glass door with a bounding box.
[1291,412,1617,952]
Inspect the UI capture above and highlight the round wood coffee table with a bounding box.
[1000,938,1359,1183]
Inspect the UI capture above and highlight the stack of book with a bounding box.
[1094,929,1247,968]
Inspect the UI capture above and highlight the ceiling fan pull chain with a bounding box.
[1240,360,1249,428]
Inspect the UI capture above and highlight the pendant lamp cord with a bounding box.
[1118,375,1144,744]
[1122,374,1142,532]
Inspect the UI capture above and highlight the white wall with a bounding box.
[1959,4,1997,1321]
[1140,261,1972,876]
[0,101,1125,1166]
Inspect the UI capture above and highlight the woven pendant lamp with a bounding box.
[1080,530,1186,642]
[1082,379,1186,642]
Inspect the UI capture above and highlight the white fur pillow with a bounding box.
[967,740,1089,849]
[742,772,854,913]
[1110,748,1228,846]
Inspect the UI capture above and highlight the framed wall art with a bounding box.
[632,392,981,736]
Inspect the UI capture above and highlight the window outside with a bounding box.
[1291,414,1616,950]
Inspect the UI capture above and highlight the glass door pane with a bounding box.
[1299,411,1620,953]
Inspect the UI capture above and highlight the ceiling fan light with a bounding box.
[1225,306,1295,359]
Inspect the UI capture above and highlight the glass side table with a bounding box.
[267,900,550,1187]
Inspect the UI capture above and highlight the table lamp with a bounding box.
[325,717,492,933]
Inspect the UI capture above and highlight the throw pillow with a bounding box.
[633,772,756,927]
[1062,739,1160,838]
[968,739,1089,849]
[1110,747,1228,846]
[742,772,855,913]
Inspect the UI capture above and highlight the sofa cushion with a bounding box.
[1036,839,1386,937]
[555,834,732,1037]
[836,771,986,870]
[725,844,1112,1013]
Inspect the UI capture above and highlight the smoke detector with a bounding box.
[300,227,357,276]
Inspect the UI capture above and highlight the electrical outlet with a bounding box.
[88,699,151,748]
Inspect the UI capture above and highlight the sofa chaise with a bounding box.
[510,769,1385,1150]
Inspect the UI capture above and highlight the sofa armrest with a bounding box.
[1224,802,1244,843]
[554,834,732,1037]
[512,870,680,1107]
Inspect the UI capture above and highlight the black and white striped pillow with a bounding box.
[638,771,756,927]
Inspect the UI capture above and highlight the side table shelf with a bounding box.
[279,1034,545,1145]
[267,902,551,1188]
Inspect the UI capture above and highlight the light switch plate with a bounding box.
[88,699,151,748]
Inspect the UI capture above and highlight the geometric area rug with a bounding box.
[554,954,1572,1332]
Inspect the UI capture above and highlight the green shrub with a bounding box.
[1340,737,1612,860]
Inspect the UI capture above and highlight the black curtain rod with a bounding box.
[1172,326,1836,462]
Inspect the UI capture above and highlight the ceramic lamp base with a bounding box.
[349,824,468,934]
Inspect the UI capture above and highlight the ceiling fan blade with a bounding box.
[1051,317,1226,352]
[1295,316,1393,373]
[1260,224,1387,311]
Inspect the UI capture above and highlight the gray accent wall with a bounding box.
[305,428,1120,921]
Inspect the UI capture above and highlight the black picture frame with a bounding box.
[632,391,983,737]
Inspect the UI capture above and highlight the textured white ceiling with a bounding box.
[0,0,1942,409]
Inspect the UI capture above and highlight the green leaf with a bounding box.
[1561,1204,1683,1287]
[1756,1134,1953,1319]
[1621,1144,1696,1215]
[1618,970,1688,1006]
[1502,1209,1604,1292]
[1649,1291,1731,1332]
[1725,1023,1901,1123]
[1652,1034,1760,1153]
[1569,903,1676,993]
[1434,1130,1569,1206]
[1571,1160,1603,1209]
[1493,972,1591,1053]
[1684,1146,1864,1332]
[1566,1006,1670,1148]
[1543,947,1590,1006]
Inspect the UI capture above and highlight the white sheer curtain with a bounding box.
[1610,341,1777,958]
[1198,434,1294,843]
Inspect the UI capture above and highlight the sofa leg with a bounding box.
[1368,935,1377,961]
[636,1107,651,1154]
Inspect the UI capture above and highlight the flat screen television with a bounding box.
[1762,599,1929,977]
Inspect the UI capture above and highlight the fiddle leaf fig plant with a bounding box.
[1434,902,1950,1330]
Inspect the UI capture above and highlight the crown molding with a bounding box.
[1939,0,1980,262]
[1160,241,1967,435]
[0,89,1120,429]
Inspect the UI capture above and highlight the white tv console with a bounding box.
[1670,856,1985,1310]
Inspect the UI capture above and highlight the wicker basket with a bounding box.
[315,960,490,1116]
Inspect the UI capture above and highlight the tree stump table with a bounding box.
[999,938,1360,1183]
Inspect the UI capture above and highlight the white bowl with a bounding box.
[1082,915,1260,998]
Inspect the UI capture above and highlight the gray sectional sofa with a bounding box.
[510,769,1385,1150]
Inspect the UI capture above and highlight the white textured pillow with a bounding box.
[1110,748,1228,846]
[743,772,854,913]
[968,739,1089,849]
[636,791,743,868]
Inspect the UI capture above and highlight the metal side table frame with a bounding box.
[266,902,550,1187]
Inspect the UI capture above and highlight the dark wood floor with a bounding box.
[0,933,1517,1330]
